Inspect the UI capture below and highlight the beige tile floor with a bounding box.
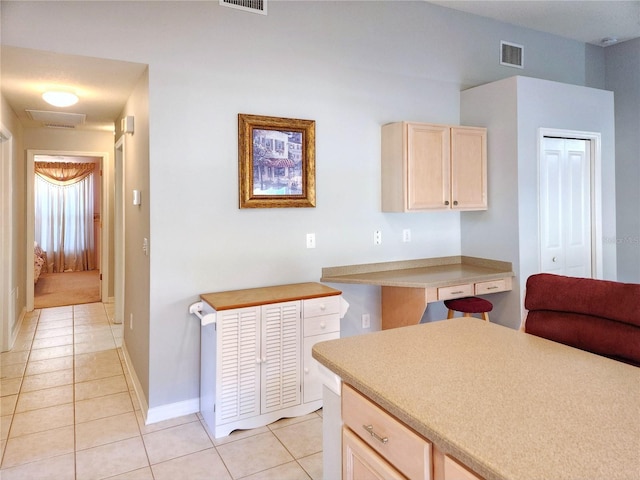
[0,303,324,480]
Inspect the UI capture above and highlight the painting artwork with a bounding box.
[238,114,316,208]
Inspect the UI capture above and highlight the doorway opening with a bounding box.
[26,150,112,311]
[538,128,603,279]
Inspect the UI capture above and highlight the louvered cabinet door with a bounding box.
[261,301,302,414]
[215,306,261,426]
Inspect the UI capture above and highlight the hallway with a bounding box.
[0,303,323,479]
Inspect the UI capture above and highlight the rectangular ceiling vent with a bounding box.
[220,0,267,15]
[500,41,524,69]
[44,123,76,129]
[26,109,86,128]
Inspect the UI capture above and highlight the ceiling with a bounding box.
[2,2,638,132]
[1,46,147,132]
[428,1,640,46]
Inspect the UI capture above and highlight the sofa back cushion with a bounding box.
[525,274,640,366]
[525,274,640,327]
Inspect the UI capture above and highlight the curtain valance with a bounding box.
[35,162,95,186]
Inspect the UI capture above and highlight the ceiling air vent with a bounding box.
[44,123,76,129]
[26,109,86,128]
[500,41,524,69]
[220,0,267,15]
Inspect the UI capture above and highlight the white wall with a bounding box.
[461,76,616,327]
[1,94,25,350]
[1,0,613,415]
[606,38,640,283]
[117,69,152,405]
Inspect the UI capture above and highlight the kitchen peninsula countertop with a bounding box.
[320,255,513,288]
[312,318,640,480]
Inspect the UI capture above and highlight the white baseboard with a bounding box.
[120,340,199,425]
[3,306,26,352]
[146,397,200,425]
[120,340,150,422]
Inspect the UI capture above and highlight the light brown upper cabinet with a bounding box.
[381,122,487,212]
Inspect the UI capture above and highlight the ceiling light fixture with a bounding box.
[42,91,79,107]
[600,37,619,47]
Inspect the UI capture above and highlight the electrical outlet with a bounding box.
[374,230,382,245]
[129,313,134,330]
[361,313,371,329]
[402,229,411,242]
[143,237,149,256]
[306,233,316,249]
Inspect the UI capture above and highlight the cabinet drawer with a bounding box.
[343,384,432,480]
[303,295,340,318]
[474,279,507,295]
[303,313,340,337]
[437,284,473,301]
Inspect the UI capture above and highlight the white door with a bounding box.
[539,137,592,277]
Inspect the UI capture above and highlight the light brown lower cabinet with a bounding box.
[343,427,405,480]
[342,384,482,480]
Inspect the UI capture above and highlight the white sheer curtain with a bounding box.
[34,162,95,273]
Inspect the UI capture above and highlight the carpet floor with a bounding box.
[34,270,101,308]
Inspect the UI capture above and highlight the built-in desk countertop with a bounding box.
[312,318,640,480]
[321,256,514,329]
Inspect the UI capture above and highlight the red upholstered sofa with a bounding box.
[524,273,640,367]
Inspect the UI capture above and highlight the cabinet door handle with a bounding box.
[453,200,458,206]
[320,321,326,329]
[363,424,388,444]
[444,200,450,206]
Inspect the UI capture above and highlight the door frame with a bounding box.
[537,128,603,278]
[26,149,111,311]
[114,136,125,324]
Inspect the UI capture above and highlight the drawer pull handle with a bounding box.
[451,290,464,295]
[486,286,498,290]
[363,424,388,445]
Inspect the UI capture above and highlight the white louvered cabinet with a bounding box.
[198,283,346,438]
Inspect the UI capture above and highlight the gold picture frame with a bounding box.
[238,114,316,208]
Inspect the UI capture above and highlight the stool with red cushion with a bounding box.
[444,296,493,322]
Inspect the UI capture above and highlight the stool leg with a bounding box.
[482,312,490,322]
[463,312,471,318]
[447,309,455,319]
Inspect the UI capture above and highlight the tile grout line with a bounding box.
[0,309,40,470]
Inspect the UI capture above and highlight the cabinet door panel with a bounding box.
[261,301,301,413]
[343,427,405,480]
[303,331,340,403]
[216,307,261,424]
[444,455,483,480]
[407,123,450,210]
[450,127,487,210]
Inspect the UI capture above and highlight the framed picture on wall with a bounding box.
[238,113,316,208]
